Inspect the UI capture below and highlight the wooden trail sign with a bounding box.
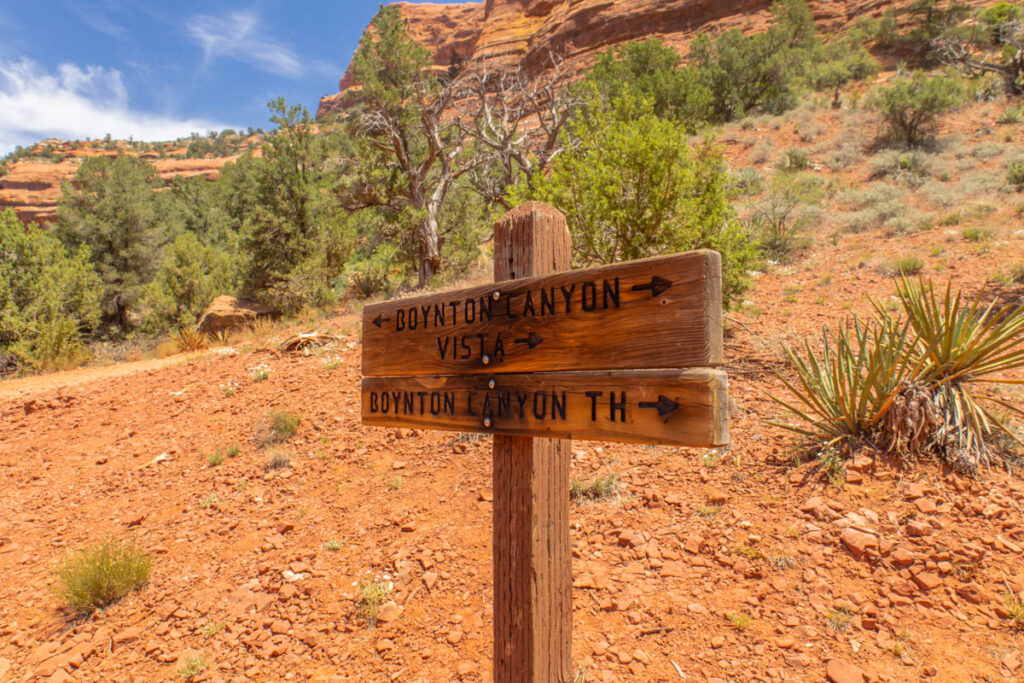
[362,369,729,447]
[362,250,723,376]
[359,202,731,682]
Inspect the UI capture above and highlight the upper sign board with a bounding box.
[362,251,722,377]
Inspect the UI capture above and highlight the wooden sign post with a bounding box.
[361,202,729,681]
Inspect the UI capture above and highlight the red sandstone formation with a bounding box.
[317,0,994,119]
[0,145,238,226]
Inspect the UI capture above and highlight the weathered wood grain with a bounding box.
[492,202,572,683]
[361,369,729,447]
[361,249,723,377]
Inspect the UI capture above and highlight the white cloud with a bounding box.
[187,10,302,77]
[0,58,232,155]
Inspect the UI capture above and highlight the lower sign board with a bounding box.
[362,369,728,447]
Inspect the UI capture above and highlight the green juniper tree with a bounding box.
[0,209,102,369]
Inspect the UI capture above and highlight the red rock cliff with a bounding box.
[317,0,920,118]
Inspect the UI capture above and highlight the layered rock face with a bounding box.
[317,0,911,118]
[0,148,238,226]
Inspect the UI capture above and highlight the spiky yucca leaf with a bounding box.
[769,315,914,447]
[172,326,209,352]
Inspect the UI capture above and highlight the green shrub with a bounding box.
[776,148,811,172]
[52,536,151,615]
[749,173,824,262]
[510,97,759,308]
[878,256,925,276]
[773,277,1024,473]
[869,72,963,147]
[961,227,993,242]
[0,210,102,371]
[1008,161,1024,191]
[145,232,236,332]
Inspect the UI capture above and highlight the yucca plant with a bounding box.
[774,276,1024,473]
[769,315,915,449]
[887,278,1024,471]
[172,326,209,352]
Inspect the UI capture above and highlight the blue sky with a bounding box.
[0,1,471,155]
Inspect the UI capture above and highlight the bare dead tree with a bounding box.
[456,53,582,209]
[340,68,491,286]
[933,19,1024,96]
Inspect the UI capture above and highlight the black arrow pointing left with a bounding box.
[373,314,391,328]
[639,395,679,418]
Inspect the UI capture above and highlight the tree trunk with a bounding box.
[418,211,442,287]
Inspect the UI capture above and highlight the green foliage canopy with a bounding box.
[0,209,102,369]
[509,97,758,308]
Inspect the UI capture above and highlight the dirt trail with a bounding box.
[0,352,215,401]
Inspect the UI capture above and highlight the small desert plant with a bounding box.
[569,473,620,501]
[172,327,209,353]
[200,620,225,638]
[249,364,270,382]
[206,451,223,467]
[356,578,392,627]
[999,106,1024,124]
[695,504,722,518]
[725,612,753,629]
[1005,590,1024,627]
[199,493,219,509]
[1009,161,1024,191]
[177,654,206,680]
[878,256,924,277]
[776,148,810,172]
[729,168,763,196]
[962,227,993,243]
[264,409,301,443]
[324,539,345,551]
[266,451,292,470]
[826,608,853,632]
[818,450,847,486]
[52,536,151,615]
[221,379,238,397]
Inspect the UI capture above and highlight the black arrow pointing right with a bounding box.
[514,331,543,350]
[639,395,680,418]
[631,275,672,297]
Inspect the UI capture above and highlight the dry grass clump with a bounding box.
[171,327,209,352]
[570,473,620,502]
[52,535,151,615]
[356,577,392,627]
[772,277,1024,474]
[259,409,301,445]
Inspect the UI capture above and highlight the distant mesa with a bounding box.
[0,138,253,226]
[317,0,916,119]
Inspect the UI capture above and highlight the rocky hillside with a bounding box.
[0,139,251,226]
[317,0,988,118]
